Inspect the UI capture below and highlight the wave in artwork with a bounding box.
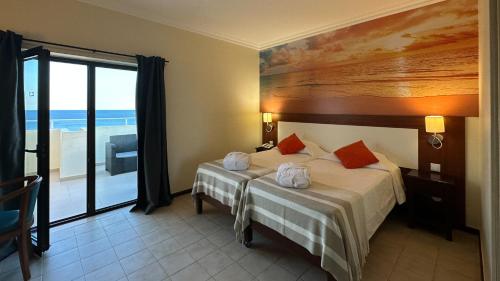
[259,0,479,116]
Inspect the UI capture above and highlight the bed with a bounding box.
[191,148,315,215]
[234,152,405,281]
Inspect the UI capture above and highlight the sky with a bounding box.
[24,61,136,110]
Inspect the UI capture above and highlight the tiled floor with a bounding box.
[34,166,137,224]
[1,194,481,281]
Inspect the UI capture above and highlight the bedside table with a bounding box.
[404,169,456,241]
[255,145,274,152]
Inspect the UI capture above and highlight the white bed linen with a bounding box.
[250,148,314,170]
[305,159,405,239]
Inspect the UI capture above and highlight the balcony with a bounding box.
[26,124,138,223]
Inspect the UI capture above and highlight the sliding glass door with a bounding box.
[49,61,88,222]
[44,57,138,225]
[95,67,138,209]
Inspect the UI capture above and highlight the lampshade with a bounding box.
[425,116,445,133]
[263,112,272,123]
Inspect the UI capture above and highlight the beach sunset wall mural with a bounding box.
[260,0,479,116]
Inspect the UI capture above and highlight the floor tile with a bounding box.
[198,250,234,276]
[257,264,297,281]
[158,249,195,276]
[108,228,139,246]
[43,248,80,272]
[275,253,311,278]
[84,261,125,281]
[186,239,217,260]
[207,229,235,248]
[78,237,112,259]
[299,266,328,281]
[220,240,251,261]
[238,251,275,276]
[81,248,118,274]
[214,263,255,281]
[43,260,84,281]
[170,263,211,281]
[119,249,156,275]
[113,237,147,259]
[141,228,172,248]
[149,237,183,260]
[127,262,168,281]
[173,229,204,248]
[45,236,78,257]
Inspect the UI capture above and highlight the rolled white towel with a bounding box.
[223,152,251,171]
[276,162,311,189]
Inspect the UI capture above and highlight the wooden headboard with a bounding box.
[262,113,466,228]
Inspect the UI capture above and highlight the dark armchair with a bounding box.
[105,134,138,176]
[0,175,42,281]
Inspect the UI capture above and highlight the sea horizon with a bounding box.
[26,109,136,131]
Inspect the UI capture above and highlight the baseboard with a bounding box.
[172,188,191,197]
[460,226,480,235]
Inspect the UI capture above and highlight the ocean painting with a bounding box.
[260,0,479,116]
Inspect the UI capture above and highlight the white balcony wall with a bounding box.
[59,130,87,179]
[25,126,136,179]
[25,129,62,175]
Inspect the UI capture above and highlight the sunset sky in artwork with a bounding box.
[260,0,478,76]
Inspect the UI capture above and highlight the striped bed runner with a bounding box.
[235,174,368,281]
[192,160,272,215]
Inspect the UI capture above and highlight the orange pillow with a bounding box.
[334,140,379,169]
[277,133,305,155]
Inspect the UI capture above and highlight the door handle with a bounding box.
[25,145,47,158]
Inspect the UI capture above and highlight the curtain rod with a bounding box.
[23,38,169,63]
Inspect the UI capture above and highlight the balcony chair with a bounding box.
[105,134,138,176]
[0,175,42,281]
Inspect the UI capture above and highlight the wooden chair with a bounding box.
[0,175,42,281]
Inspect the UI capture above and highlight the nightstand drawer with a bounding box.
[412,193,447,217]
[406,178,446,198]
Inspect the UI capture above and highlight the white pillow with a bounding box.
[298,140,328,158]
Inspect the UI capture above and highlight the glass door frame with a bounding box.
[48,56,138,226]
[22,46,50,253]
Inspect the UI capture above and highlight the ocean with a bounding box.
[26,110,136,131]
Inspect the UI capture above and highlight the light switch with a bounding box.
[430,163,441,173]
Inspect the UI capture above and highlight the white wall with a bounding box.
[479,0,495,280]
[466,117,482,229]
[1,0,260,192]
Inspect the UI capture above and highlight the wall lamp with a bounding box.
[425,116,445,149]
[263,112,274,133]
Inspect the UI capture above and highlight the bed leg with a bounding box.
[243,226,253,248]
[195,194,203,214]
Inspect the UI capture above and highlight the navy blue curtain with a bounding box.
[0,30,24,260]
[132,55,171,214]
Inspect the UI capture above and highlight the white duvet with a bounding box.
[305,155,405,239]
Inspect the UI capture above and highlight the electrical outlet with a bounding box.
[430,163,441,173]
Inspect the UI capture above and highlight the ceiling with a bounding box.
[79,0,443,50]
